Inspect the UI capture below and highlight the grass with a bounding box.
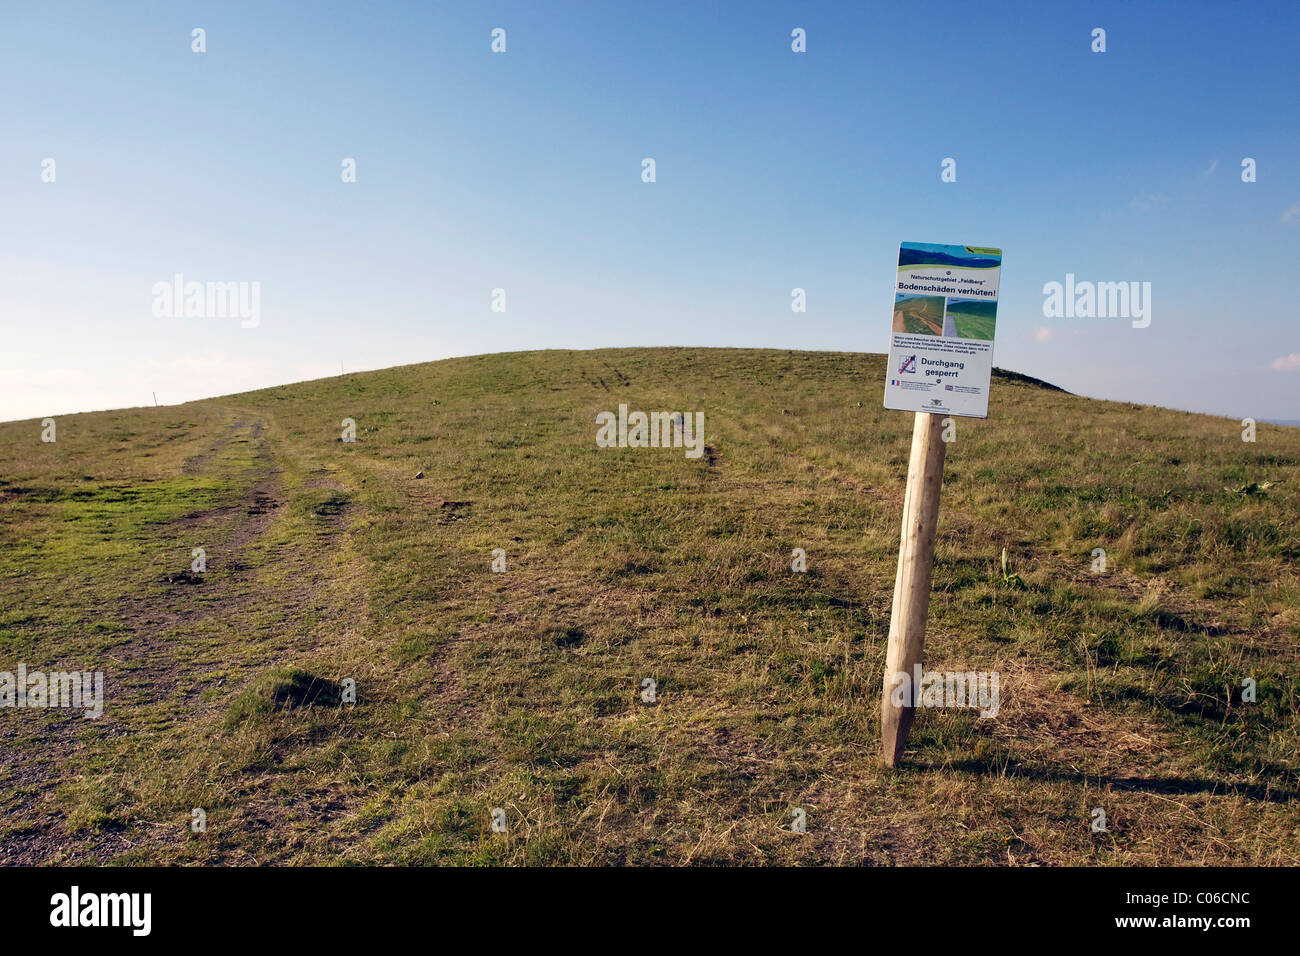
[946,300,998,341]
[0,347,1297,865]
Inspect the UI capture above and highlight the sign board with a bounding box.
[883,242,1002,419]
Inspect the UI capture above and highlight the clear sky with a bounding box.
[3,1,1298,422]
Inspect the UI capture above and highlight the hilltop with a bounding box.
[0,348,1296,865]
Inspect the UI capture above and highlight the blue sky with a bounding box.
[3,0,1298,421]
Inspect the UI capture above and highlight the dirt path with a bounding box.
[0,415,359,864]
[896,305,943,336]
[109,419,287,706]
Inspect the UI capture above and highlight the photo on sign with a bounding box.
[943,297,997,341]
[892,293,945,336]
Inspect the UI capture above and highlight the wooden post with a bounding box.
[881,411,948,766]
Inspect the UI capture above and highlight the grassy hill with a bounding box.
[1,347,1297,865]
